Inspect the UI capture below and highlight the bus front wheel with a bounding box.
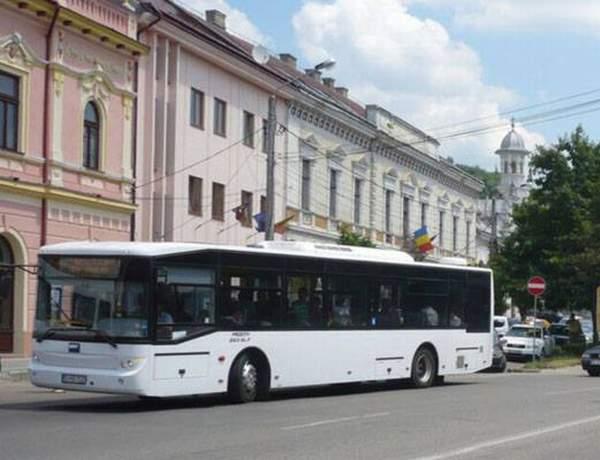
[228,353,259,403]
[411,347,437,388]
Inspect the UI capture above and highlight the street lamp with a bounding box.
[259,53,336,240]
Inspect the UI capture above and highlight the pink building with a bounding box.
[0,0,146,360]
[135,1,290,245]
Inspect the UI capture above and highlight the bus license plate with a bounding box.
[61,374,87,385]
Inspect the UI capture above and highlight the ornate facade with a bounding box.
[0,0,146,357]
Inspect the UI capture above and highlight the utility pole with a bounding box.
[490,196,497,254]
[265,95,277,241]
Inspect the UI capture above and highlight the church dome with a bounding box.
[500,129,525,150]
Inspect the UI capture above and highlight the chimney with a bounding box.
[206,9,226,30]
[323,77,335,88]
[279,53,297,69]
[335,86,349,98]
[305,68,322,83]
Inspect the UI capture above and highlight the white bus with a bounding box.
[31,241,494,402]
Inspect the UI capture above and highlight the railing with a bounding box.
[66,0,130,36]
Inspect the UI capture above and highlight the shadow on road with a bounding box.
[0,378,477,414]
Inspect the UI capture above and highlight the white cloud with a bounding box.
[176,0,270,45]
[293,0,545,168]
[408,0,600,34]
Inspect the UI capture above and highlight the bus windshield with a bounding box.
[35,256,150,340]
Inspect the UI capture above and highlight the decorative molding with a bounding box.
[0,33,44,69]
[352,155,369,178]
[80,64,112,101]
[53,69,65,97]
[122,94,133,120]
[0,178,136,214]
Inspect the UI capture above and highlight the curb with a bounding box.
[507,368,541,374]
[0,370,30,382]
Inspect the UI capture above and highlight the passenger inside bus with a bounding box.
[291,287,310,326]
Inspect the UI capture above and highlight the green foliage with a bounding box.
[456,164,501,198]
[491,126,600,312]
[337,224,376,248]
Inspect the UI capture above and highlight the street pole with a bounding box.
[265,94,277,241]
[533,294,538,362]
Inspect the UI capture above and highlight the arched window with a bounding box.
[83,101,100,170]
[511,161,517,173]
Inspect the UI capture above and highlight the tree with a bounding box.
[337,224,375,247]
[457,164,500,198]
[490,126,600,312]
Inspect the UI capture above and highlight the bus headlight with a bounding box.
[120,357,144,369]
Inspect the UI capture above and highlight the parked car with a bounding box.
[493,316,510,338]
[549,323,570,346]
[557,316,590,344]
[581,345,600,376]
[502,324,555,360]
[581,320,594,345]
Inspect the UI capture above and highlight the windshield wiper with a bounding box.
[36,326,117,349]
[36,326,88,343]
[86,327,118,349]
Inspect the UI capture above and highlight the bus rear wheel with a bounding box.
[228,353,260,403]
[411,347,437,388]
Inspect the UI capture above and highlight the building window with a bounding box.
[301,159,311,211]
[188,176,203,216]
[354,178,362,225]
[262,118,268,153]
[212,182,225,221]
[260,195,266,214]
[329,169,338,218]
[83,101,100,170]
[466,221,471,256]
[439,211,445,248]
[240,190,253,227]
[213,98,227,137]
[190,88,204,129]
[385,190,393,234]
[403,196,410,237]
[453,215,458,252]
[243,111,255,148]
[421,202,427,228]
[0,71,19,151]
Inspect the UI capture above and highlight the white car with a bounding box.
[502,325,555,359]
[494,316,510,338]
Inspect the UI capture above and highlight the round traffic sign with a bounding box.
[527,276,546,296]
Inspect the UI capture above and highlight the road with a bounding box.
[1,368,600,460]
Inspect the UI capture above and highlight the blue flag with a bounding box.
[253,212,266,232]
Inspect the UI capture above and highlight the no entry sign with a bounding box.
[527,276,546,296]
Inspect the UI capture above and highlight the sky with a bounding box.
[176,0,600,170]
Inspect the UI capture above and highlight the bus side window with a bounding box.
[287,275,323,328]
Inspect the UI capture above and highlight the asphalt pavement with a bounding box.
[1,367,599,460]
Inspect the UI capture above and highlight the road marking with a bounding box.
[545,387,600,396]
[281,412,390,430]
[412,414,600,460]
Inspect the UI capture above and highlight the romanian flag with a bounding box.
[274,214,296,234]
[414,226,434,253]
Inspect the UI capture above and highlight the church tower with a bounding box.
[494,120,530,235]
[496,119,530,202]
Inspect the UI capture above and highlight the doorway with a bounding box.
[0,236,14,353]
